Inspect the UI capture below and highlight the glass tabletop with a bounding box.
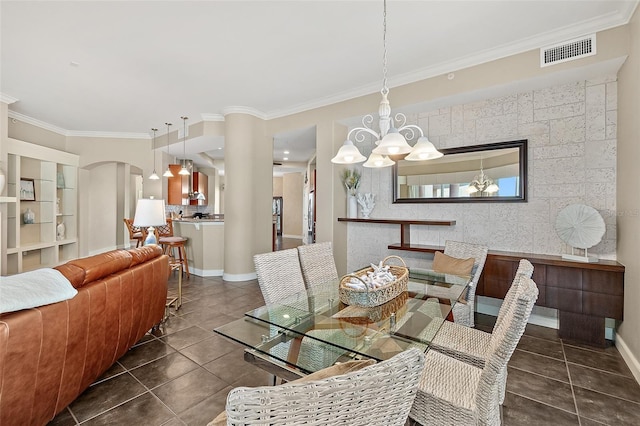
[214,269,470,373]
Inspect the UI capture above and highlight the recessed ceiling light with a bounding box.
[284,150,290,154]
[283,157,288,161]
[218,147,222,150]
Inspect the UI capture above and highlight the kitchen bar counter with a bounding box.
[172,220,224,277]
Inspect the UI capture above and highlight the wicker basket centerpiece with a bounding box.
[339,255,408,307]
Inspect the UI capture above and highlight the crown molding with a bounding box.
[67,130,150,139]
[8,110,69,135]
[0,93,18,104]
[222,106,267,120]
[201,113,225,122]
[266,8,638,120]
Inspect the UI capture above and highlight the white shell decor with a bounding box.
[356,192,376,219]
[345,261,397,290]
[555,204,605,262]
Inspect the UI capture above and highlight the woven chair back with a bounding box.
[494,259,534,332]
[253,248,306,304]
[444,240,488,327]
[297,242,339,290]
[226,348,425,425]
[476,275,539,424]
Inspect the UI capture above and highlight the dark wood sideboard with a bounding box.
[339,218,625,347]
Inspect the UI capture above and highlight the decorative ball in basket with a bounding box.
[339,255,408,307]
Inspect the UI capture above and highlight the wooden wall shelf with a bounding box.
[338,218,456,246]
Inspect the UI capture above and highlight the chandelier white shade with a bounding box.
[404,137,444,161]
[331,140,367,164]
[148,128,160,180]
[330,0,442,167]
[372,129,413,156]
[363,153,395,168]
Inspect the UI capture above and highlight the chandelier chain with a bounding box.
[381,0,389,96]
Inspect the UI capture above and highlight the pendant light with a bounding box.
[148,128,160,180]
[162,122,174,177]
[330,0,443,166]
[178,116,190,176]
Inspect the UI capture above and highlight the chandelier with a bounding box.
[331,0,443,167]
[467,158,499,195]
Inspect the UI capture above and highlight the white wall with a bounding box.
[87,163,118,254]
[347,77,617,272]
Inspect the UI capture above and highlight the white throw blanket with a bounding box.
[0,268,78,314]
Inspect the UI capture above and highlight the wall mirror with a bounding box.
[392,139,527,203]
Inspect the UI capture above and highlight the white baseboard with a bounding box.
[477,296,616,339]
[476,296,558,329]
[188,267,223,277]
[615,333,640,384]
[282,234,303,239]
[223,271,257,282]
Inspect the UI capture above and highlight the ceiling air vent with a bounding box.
[540,35,596,67]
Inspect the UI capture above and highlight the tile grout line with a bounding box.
[505,390,581,419]
[562,340,583,425]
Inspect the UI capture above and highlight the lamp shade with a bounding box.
[363,153,395,168]
[372,128,413,156]
[404,137,444,161]
[331,140,366,164]
[133,199,166,245]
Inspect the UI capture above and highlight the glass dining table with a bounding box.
[214,269,471,381]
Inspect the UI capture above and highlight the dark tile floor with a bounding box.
[49,273,640,426]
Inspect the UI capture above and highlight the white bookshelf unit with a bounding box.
[4,138,79,274]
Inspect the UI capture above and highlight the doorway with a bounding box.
[273,197,283,236]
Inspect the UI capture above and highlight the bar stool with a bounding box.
[123,218,144,248]
[156,219,190,278]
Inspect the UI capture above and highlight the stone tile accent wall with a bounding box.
[347,77,617,271]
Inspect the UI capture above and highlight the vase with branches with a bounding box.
[340,168,361,218]
[340,168,361,196]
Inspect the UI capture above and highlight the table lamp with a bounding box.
[133,198,167,245]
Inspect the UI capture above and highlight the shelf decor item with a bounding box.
[56,221,65,241]
[340,168,360,218]
[555,204,606,263]
[56,172,65,189]
[23,208,35,224]
[339,255,408,307]
[357,193,376,219]
[19,178,35,201]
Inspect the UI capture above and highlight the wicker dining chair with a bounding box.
[254,248,306,304]
[224,348,425,426]
[409,275,539,426]
[297,242,339,289]
[429,259,534,405]
[444,240,489,327]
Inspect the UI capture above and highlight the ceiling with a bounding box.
[2,1,638,172]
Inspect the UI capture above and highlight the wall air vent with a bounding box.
[540,35,596,67]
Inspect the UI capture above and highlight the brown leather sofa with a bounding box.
[0,245,169,426]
